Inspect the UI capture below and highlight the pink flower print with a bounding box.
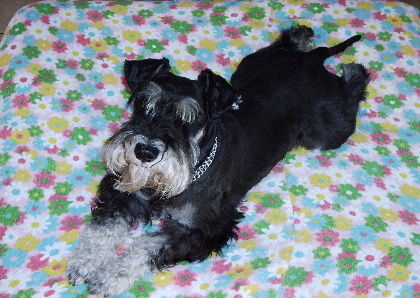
[337,252,356,260]
[60,215,84,232]
[350,18,365,28]
[61,99,74,112]
[27,254,49,271]
[0,265,8,280]
[34,173,56,188]
[316,230,339,247]
[91,99,106,111]
[224,26,241,39]
[13,94,30,109]
[191,60,207,72]
[52,40,67,53]
[211,259,232,274]
[348,154,364,165]
[66,59,79,69]
[394,67,408,78]
[371,132,391,145]
[174,269,197,286]
[399,210,418,225]
[76,34,91,46]
[349,276,373,295]
[86,10,103,22]
[0,126,12,139]
[232,278,248,291]
[379,256,393,268]
[237,225,256,240]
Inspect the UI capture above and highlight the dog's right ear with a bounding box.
[124,58,171,93]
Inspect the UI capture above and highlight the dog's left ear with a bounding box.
[198,69,241,119]
[124,58,171,93]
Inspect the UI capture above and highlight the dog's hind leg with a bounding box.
[343,63,370,104]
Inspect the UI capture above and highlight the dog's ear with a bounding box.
[124,58,171,93]
[198,69,241,119]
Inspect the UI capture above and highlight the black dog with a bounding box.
[67,26,369,295]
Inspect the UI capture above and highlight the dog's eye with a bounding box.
[174,97,202,123]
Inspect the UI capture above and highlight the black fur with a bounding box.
[83,26,369,291]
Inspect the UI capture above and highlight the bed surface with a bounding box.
[0,1,419,297]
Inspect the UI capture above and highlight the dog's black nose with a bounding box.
[134,143,160,163]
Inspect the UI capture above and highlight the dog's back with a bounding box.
[231,26,369,151]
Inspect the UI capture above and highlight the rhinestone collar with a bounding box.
[191,137,218,182]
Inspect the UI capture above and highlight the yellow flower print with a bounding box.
[47,116,68,133]
[60,20,78,31]
[15,234,40,251]
[295,229,313,243]
[11,130,30,144]
[15,107,30,118]
[379,208,398,222]
[87,181,100,195]
[381,122,398,133]
[60,230,79,244]
[266,209,287,224]
[175,60,191,72]
[14,169,31,182]
[341,55,356,64]
[200,38,217,51]
[286,0,304,5]
[228,264,253,279]
[56,161,73,175]
[334,216,352,230]
[89,39,108,52]
[375,238,395,254]
[386,15,403,26]
[279,246,294,261]
[28,63,42,75]
[152,271,175,286]
[239,239,257,251]
[91,21,105,29]
[39,83,56,96]
[43,259,67,276]
[0,53,12,67]
[309,173,332,189]
[400,184,419,198]
[387,264,410,281]
[357,2,374,10]
[103,73,118,85]
[351,132,368,143]
[110,5,128,14]
[249,19,264,29]
[122,30,142,43]
[36,39,51,50]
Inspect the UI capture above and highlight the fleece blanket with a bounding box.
[0,1,419,297]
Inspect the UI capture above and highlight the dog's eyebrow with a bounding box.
[140,81,162,117]
[174,97,202,123]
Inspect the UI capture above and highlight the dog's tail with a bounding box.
[309,35,361,61]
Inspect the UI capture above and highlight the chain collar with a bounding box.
[191,137,218,182]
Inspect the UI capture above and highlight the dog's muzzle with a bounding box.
[134,143,160,163]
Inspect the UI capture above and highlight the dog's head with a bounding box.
[101,58,240,196]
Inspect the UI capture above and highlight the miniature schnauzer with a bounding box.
[67,26,369,295]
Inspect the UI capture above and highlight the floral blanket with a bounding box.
[0,1,419,297]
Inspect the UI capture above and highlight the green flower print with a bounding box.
[322,22,339,33]
[138,9,153,18]
[362,161,385,177]
[400,154,419,168]
[23,45,41,59]
[388,246,414,267]
[308,3,325,14]
[104,36,119,46]
[282,267,308,287]
[10,22,26,36]
[85,160,105,175]
[409,120,420,132]
[35,3,54,15]
[80,59,95,70]
[0,82,16,97]
[313,247,331,259]
[54,182,73,195]
[28,188,44,201]
[368,61,384,71]
[290,185,308,196]
[38,69,57,84]
[372,275,389,291]
[337,257,360,274]
[378,32,392,41]
[0,244,8,257]
[410,233,420,245]
[213,6,227,13]
[382,94,403,109]
[405,73,420,88]
[365,215,388,232]
[210,14,227,26]
[254,220,270,234]
[11,288,35,298]
[340,239,360,253]
[145,39,165,53]
[0,205,21,226]
[71,127,92,145]
[3,69,15,80]
[260,194,285,208]
[247,7,266,19]
[268,1,284,10]
[251,257,270,269]
[171,21,192,34]
[375,146,391,156]
[48,199,71,216]
[28,126,43,137]
[129,281,155,297]
[0,153,11,166]
[338,184,361,200]
[192,10,205,17]
[206,292,227,298]
[102,105,123,122]
[393,139,410,150]
[66,90,82,101]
